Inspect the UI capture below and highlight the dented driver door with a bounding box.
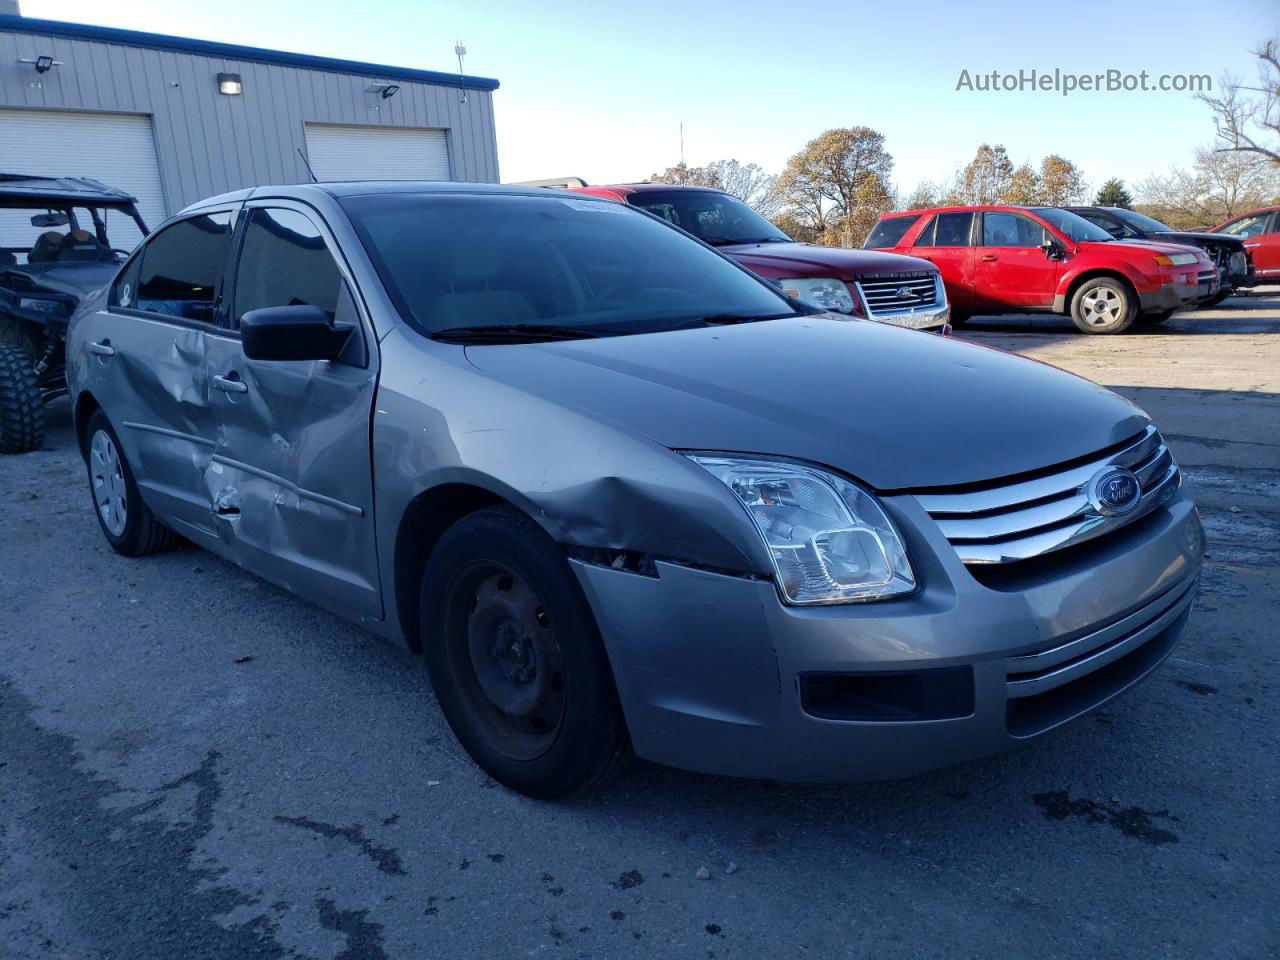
[202,203,381,621]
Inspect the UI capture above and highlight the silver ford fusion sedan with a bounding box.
[67,183,1204,797]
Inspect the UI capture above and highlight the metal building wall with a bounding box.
[0,17,500,217]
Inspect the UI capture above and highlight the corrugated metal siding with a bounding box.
[304,123,450,181]
[0,108,164,248]
[0,24,500,215]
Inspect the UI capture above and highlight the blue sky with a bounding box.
[24,0,1279,195]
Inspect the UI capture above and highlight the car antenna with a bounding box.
[297,148,318,183]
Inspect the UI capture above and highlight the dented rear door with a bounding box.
[80,208,239,538]
[203,203,381,620]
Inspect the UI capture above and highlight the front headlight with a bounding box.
[778,277,856,314]
[688,455,916,605]
[1153,253,1199,267]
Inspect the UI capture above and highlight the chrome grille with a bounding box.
[854,272,941,316]
[915,426,1182,565]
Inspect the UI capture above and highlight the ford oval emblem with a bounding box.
[1088,467,1142,516]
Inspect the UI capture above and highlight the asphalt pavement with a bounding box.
[2,291,1277,960]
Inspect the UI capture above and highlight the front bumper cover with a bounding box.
[571,493,1203,782]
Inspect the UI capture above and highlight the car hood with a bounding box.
[2,262,119,299]
[1080,239,1208,259]
[1148,231,1245,250]
[464,316,1148,490]
[719,242,936,280]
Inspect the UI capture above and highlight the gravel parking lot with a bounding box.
[2,292,1277,960]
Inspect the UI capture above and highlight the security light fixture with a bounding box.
[20,55,62,74]
[217,72,242,95]
[379,83,400,99]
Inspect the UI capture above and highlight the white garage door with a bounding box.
[0,109,166,252]
[304,124,451,182]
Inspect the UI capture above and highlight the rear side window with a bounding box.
[981,212,1047,248]
[915,212,973,247]
[133,211,234,323]
[865,216,918,249]
[232,208,344,326]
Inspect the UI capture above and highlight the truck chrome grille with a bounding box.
[914,426,1181,565]
[854,272,941,317]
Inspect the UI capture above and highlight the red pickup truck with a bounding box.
[570,184,951,331]
[867,205,1218,333]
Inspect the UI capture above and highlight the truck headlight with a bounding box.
[778,277,856,314]
[688,455,916,604]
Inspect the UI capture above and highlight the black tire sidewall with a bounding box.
[421,507,626,798]
[1070,278,1136,334]
[0,341,45,454]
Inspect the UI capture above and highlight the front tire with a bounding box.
[1070,277,1136,334]
[0,342,44,453]
[83,410,181,556]
[421,506,630,798]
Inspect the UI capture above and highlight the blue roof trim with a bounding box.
[0,15,500,92]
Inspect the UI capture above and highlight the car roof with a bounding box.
[181,180,621,214]
[0,173,139,206]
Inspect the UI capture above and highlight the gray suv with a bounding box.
[67,183,1204,797]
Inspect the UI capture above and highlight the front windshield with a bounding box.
[1111,208,1174,233]
[1031,207,1116,243]
[626,190,791,246]
[342,192,804,339]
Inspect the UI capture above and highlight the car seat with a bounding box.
[27,231,65,263]
[57,229,113,262]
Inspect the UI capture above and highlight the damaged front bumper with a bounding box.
[570,493,1203,782]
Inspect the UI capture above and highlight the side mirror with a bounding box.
[1040,239,1065,261]
[240,304,353,362]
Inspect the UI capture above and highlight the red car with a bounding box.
[867,205,1218,333]
[1206,206,1280,282]
[569,184,951,330]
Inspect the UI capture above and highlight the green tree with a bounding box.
[1095,178,1134,208]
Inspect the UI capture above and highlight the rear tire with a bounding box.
[1069,277,1136,334]
[0,342,45,454]
[421,506,631,798]
[83,410,181,556]
[1202,290,1231,307]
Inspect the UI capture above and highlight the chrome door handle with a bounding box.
[212,374,248,394]
[89,340,116,357]
[1243,242,1260,248]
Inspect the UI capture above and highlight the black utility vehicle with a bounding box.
[0,175,149,453]
[1065,205,1252,305]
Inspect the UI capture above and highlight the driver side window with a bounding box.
[1220,213,1271,238]
[982,213,1046,248]
[232,207,344,327]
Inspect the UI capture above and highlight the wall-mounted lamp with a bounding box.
[20,55,62,74]
[217,72,242,95]
[367,82,400,99]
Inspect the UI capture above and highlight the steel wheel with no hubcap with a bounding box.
[90,429,128,536]
[451,562,566,761]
